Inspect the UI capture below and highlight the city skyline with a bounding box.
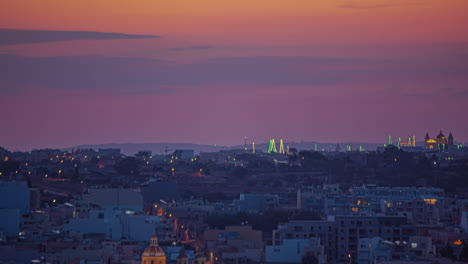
[1,0,468,150]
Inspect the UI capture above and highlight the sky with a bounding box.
[1,0,467,151]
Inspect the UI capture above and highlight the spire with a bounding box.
[150,236,158,246]
[437,130,445,138]
[448,132,454,146]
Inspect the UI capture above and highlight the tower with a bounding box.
[268,139,277,153]
[388,135,393,146]
[279,139,285,154]
[177,247,189,264]
[335,144,341,152]
[412,135,416,147]
[397,137,401,148]
[424,133,430,148]
[244,136,248,151]
[448,132,454,146]
[435,130,448,149]
[141,236,166,264]
[252,142,256,153]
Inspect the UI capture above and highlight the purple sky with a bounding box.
[1,1,468,151]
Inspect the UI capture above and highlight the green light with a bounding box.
[268,139,277,153]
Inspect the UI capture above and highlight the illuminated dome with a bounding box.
[142,236,165,257]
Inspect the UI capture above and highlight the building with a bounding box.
[272,216,415,263]
[204,226,263,263]
[357,237,392,264]
[173,150,194,160]
[233,193,279,213]
[142,236,166,264]
[425,131,453,150]
[0,181,31,214]
[82,188,143,212]
[265,238,326,264]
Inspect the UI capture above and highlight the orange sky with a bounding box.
[2,0,468,45]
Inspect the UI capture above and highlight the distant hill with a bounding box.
[66,143,229,156]
[67,142,387,156]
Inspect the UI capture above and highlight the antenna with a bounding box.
[163,146,172,156]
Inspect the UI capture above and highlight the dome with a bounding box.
[436,130,445,138]
[142,236,165,257]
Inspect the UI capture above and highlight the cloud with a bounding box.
[439,87,468,97]
[171,45,215,51]
[0,29,159,46]
[339,1,422,9]
[0,55,354,95]
[0,54,466,96]
[340,4,393,9]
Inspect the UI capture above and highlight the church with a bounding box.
[424,130,454,150]
[141,236,208,264]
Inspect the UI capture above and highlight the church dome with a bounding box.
[436,130,445,138]
[142,236,165,257]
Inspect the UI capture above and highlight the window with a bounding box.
[411,243,417,248]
